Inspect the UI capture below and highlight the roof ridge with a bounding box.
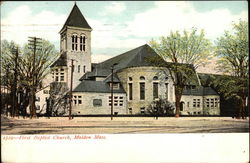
[98,44,148,66]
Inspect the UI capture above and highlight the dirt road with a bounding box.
[1,116,249,134]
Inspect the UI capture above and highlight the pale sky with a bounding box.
[1,1,248,65]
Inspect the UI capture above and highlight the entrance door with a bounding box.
[180,102,184,111]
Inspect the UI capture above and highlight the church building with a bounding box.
[36,3,220,116]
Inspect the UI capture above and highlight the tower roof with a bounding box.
[60,3,91,32]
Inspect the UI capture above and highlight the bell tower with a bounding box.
[52,3,92,89]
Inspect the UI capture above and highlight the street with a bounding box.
[1,116,249,134]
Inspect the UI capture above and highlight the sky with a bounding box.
[1,1,248,66]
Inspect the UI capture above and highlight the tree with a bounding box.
[147,99,175,119]
[199,73,241,116]
[1,39,59,118]
[21,39,59,118]
[149,28,212,117]
[215,20,248,119]
[1,40,21,117]
[49,82,69,116]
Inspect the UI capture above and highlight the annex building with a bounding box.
[36,4,220,116]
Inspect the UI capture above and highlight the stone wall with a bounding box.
[203,95,220,115]
[62,26,92,89]
[180,95,204,115]
[72,92,127,115]
[117,66,175,114]
[181,95,220,115]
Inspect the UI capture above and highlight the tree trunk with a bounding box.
[21,96,29,118]
[175,90,182,118]
[238,97,246,119]
[241,97,246,119]
[30,92,37,119]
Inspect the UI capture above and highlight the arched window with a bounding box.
[140,76,145,80]
[153,77,159,99]
[140,82,145,100]
[71,35,74,50]
[80,35,86,51]
[153,76,158,80]
[72,34,78,51]
[180,101,185,111]
[78,65,80,73]
[128,77,133,100]
[83,65,86,73]
[153,82,158,99]
[75,35,78,51]
[128,83,133,100]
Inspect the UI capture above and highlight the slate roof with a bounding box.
[73,80,125,93]
[79,44,200,85]
[182,86,219,96]
[79,72,93,80]
[79,44,160,81]
[197,73,230,86]
[50,52,67,67]
[79,68,111,81]
[96,44,160,71]
[103,73,120,83]
[60,3,91,32]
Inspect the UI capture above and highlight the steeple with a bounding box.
[60,3,92,32]
[55,2,92,89]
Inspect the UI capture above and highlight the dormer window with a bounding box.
[80,35,86,51]
[110,83,119,89]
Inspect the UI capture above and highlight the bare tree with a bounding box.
[49,82,69,116]
[1,39,59,118]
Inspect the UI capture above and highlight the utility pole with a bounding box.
[11,47,19,117]
[5,65,9,116]
[111,66,114,120]
[69,59,75,120]
[110,63,117,120]
[0,53,2,114]
[28,37,42,119]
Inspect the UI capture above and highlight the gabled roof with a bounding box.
[182,86,219,96]
[79,44,200,86]
[96,44,160,71]
[60,3,91,32]
[73,80,125,93]
[79,44,161,81]
[50,52,67,67]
